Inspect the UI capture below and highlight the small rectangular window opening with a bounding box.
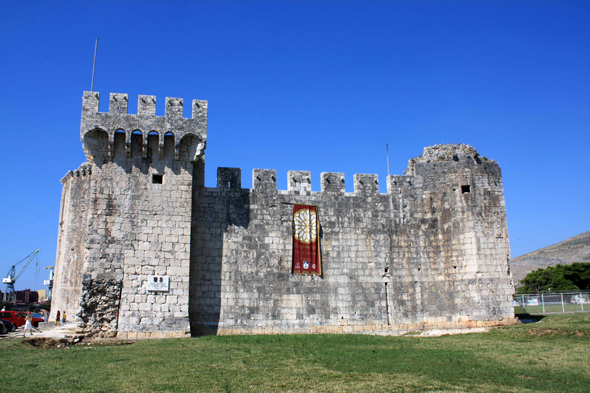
[152,174,163,184]
[461,185,471,193]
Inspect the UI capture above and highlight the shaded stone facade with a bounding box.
[51,91,515,339]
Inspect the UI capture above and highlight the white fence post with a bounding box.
[542,293,545,314]
[561,293,565,312]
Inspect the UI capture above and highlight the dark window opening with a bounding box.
[152,174,163,184]
[461,185,471,193]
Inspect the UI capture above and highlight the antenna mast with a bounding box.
[386,144,390,176]
[91,39,98,91]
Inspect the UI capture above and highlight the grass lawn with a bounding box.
[1,313,589,392]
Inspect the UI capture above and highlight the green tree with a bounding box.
[564,262,590,289]
[517,262,590,293]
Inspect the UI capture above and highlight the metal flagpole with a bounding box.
[91,39,98,91]
[386,144,390,176]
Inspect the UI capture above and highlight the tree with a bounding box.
[516,262,590,293]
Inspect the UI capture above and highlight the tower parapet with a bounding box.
[81,92,207,162]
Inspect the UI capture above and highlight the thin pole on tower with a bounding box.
[91,39,98,91]
[386,144,390,176]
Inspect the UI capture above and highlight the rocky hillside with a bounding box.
[509,231,590,287]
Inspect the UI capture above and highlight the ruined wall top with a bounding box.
[80,92,207,160]
[404,143,496,175]
[210,142,501,196]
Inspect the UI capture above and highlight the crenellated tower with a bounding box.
[52,92,207,338]
[80,92,207,163]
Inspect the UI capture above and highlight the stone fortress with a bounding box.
[51,91,515,339]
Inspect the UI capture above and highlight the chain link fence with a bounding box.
[513,291,590,314]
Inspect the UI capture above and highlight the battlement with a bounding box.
[353,174,379,194]
[82,92,208,120]
[225,168,401,195]
[80,92,207,162]
[217,168,241,189]
[214,147,498,196]
[60,163,92,185]
[321,172,345,193]
[288,171,312,192]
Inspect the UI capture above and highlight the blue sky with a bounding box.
[1,1,588,292]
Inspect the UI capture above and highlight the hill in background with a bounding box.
[509,231,590,287]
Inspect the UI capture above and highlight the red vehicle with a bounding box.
[0,311,44,328]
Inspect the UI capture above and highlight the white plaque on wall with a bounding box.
[147,275,170,292]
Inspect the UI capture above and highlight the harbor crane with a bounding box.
[2,249,40,304]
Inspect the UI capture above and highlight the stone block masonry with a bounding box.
[191,145,515,335]
[52,91,515,339]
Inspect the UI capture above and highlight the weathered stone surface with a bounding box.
[51,163,92,323]
[52,91,515,339]
[77,275,122,337]
[191,146,514,335]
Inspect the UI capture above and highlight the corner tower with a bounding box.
[52,92,207,338]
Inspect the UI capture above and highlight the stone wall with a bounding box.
[51,163,92,322]
[53,91,515,339]
[190,146,514,335]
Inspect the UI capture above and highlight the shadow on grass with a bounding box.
[515,313,546,324]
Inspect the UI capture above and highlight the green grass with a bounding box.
[1,313,589,392]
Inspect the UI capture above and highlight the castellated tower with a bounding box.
[52,92,207,338]
[52,91,515,339]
